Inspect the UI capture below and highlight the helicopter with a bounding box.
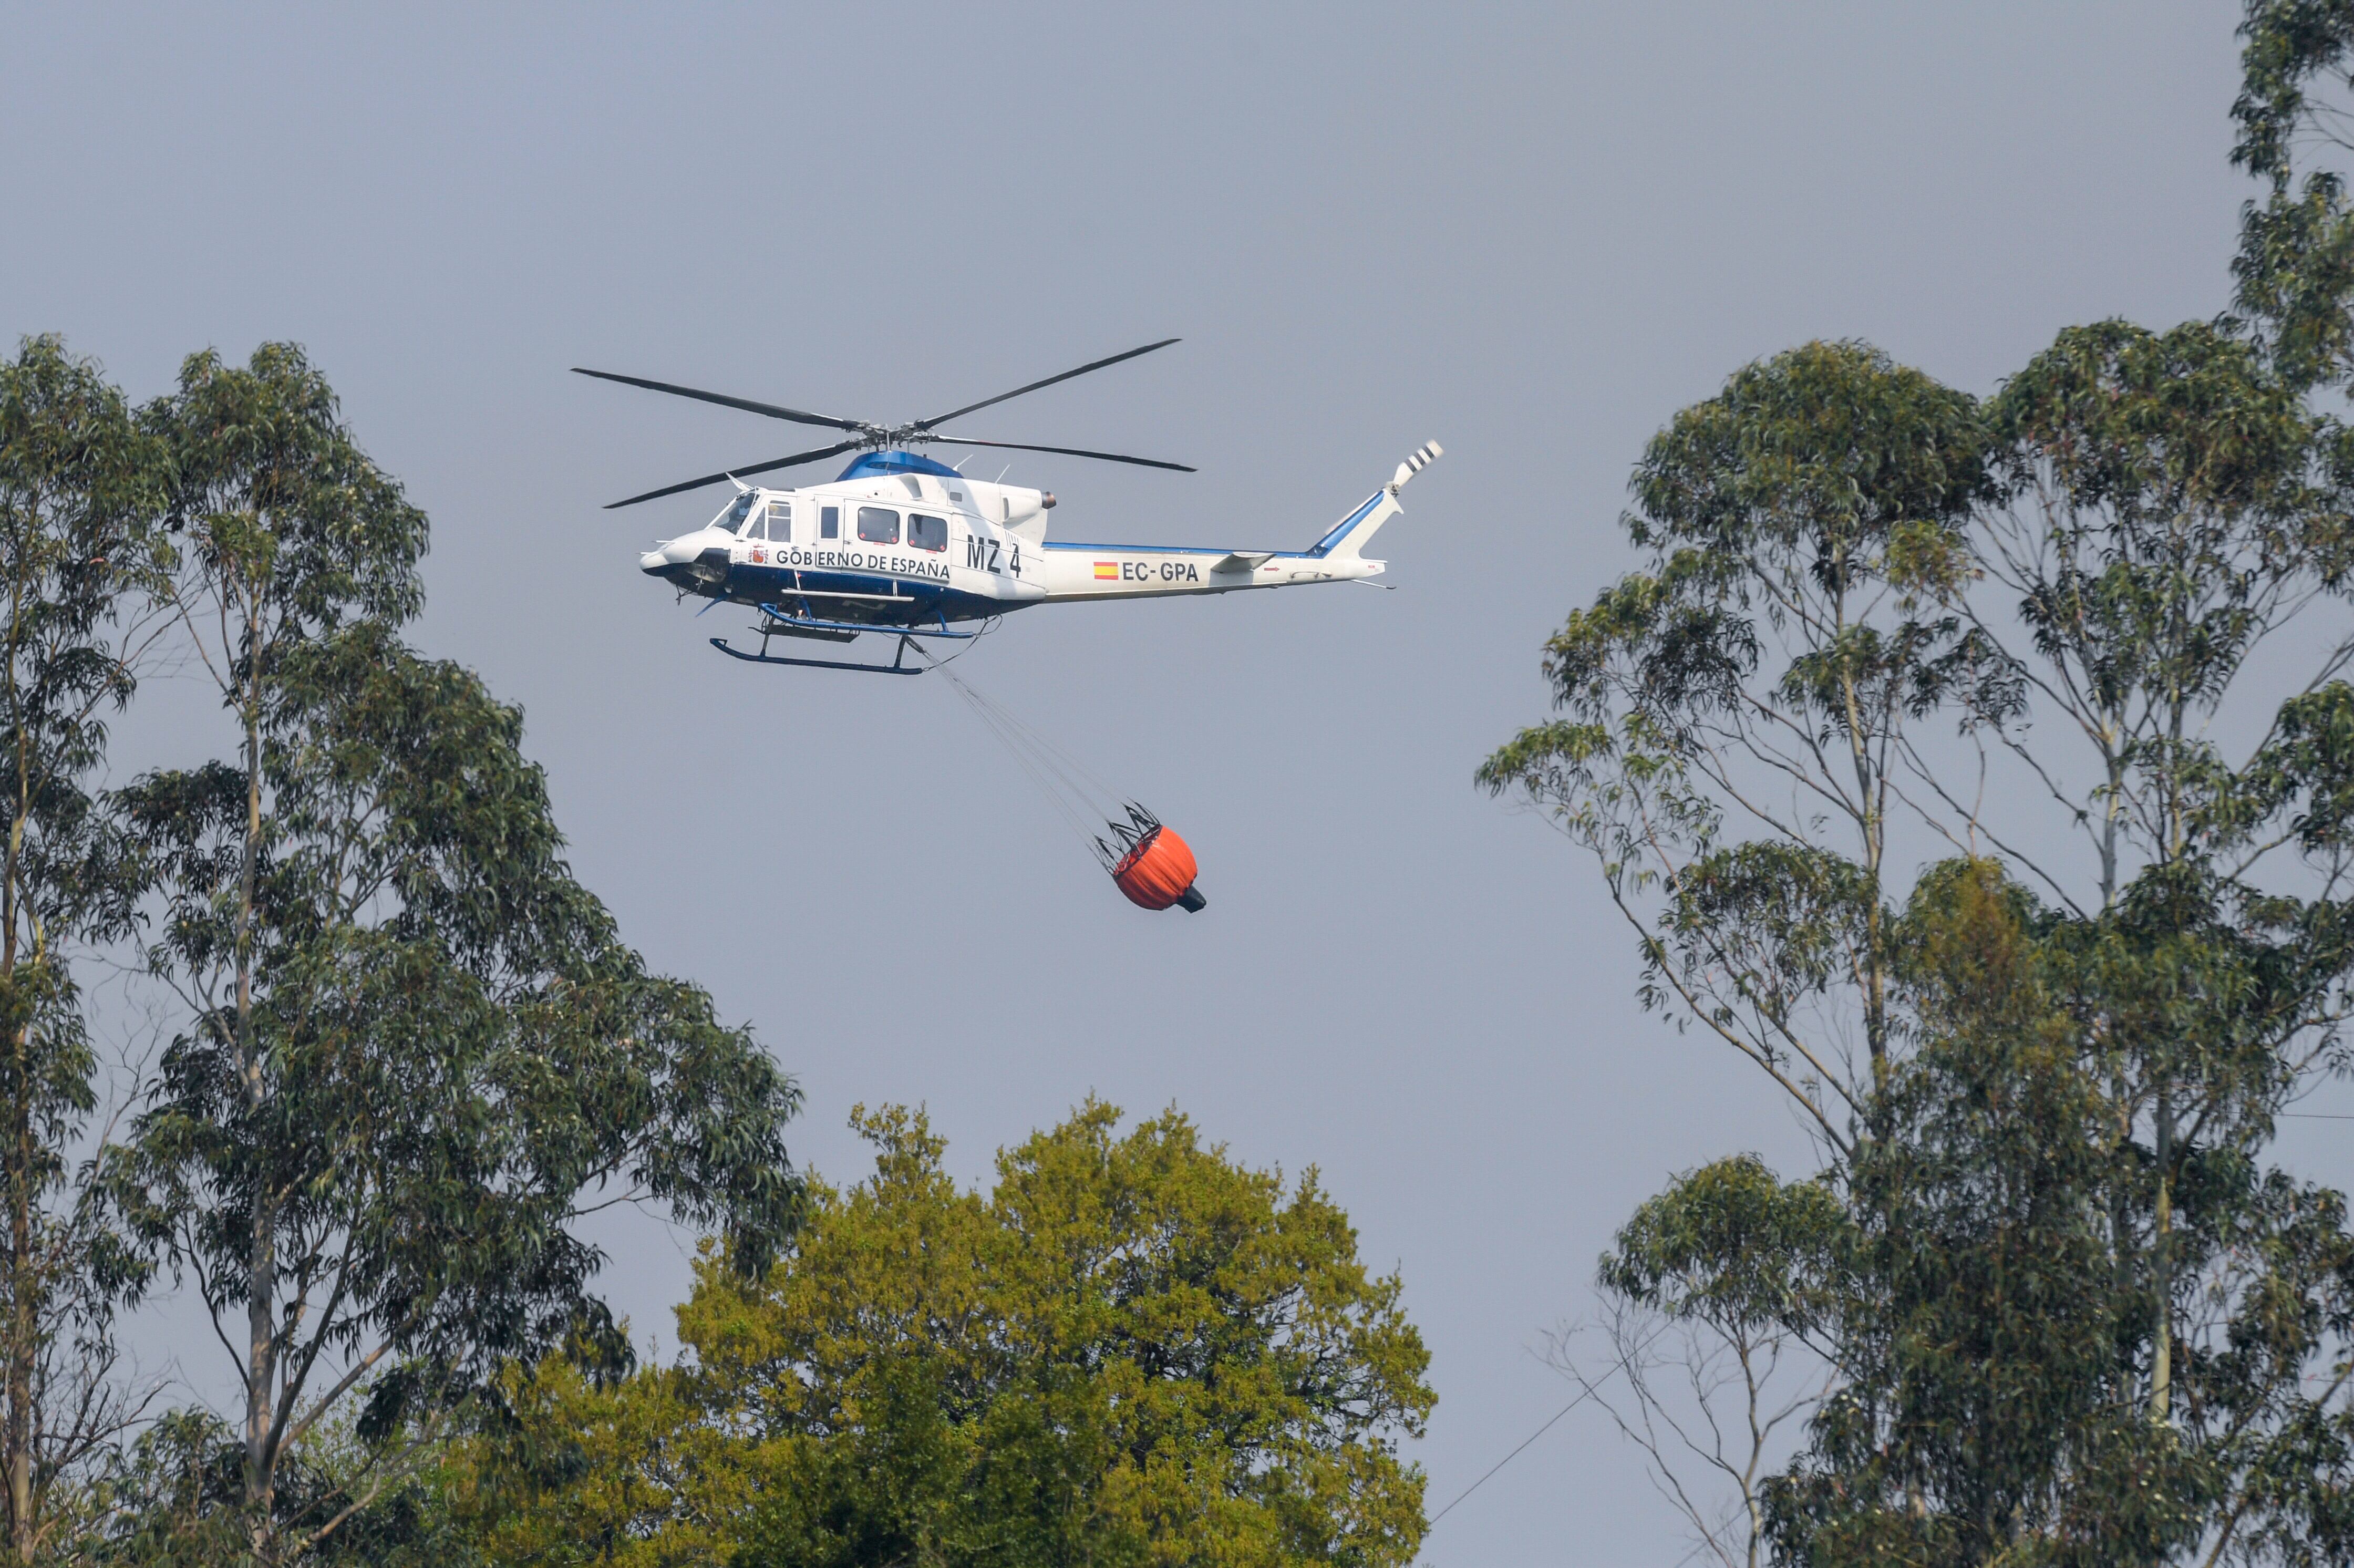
[576,339,1441,673]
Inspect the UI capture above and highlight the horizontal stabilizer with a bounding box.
[1214,551,1274,572]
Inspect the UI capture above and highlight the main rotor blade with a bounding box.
[573,368,864,432]
[924,436,1195,472]
[604,439,866,509]
[916,339,1179,430]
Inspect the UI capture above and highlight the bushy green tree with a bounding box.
[463,1102,1432,1568]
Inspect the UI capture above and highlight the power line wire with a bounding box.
[1426,1324,1665,1530]
[1425,1396,1586,1528]
[1430,1118,2350,1546]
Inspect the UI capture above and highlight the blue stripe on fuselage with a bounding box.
[1042,542,1310,557]
[714,563,1002,625]
[732,565,935,598]
[1306,491,1385,557]
[1043,489,1387,560]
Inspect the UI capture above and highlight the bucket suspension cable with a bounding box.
[916,645,1124,846]
[1093,801,1165,871]
[915,646,1207,913]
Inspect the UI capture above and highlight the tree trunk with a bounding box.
[4,692,33,1564]
[1831,561,1890,1113]
[5,1026,29,1566]
[235,591,275,1561]
[2151,1088,2173,1424]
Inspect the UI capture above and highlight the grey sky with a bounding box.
[0,3,2291,1561]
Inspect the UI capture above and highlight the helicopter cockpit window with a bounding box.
[720,491,757,533]
[856,506,899,545]
[907,513,947,553]
[763,499,791,542]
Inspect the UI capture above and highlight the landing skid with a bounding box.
[710,633,923,674]
[706,602,982,675]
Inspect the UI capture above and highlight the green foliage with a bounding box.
[143,343,425,644]
[1479,340,2003,1148]
[1624,338,1990,591]
[0,335,814,1562]
[48,343,812,1564]
[1987,319,2353,821]
[1601,1155,1840,1345]
[2233,1,2354,388]
[1547,338,1991,739]
[1766,865,2170,1564]
[463,1102,1432,1568]
[0,335,171,1562]
[84,1409,245,1567]
[82,1404,486,1568]
[1737,861,2354,1565]
[102,620,802,1559]
[1577,1156,1840,1568]
[1486,47,2354,1549]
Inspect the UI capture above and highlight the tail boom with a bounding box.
[1034,441,1441,602]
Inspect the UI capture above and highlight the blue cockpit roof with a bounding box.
[837,450,965,481]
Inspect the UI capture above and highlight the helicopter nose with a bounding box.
[641,535,701,575]
[641,536,732,592]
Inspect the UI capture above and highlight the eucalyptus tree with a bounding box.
[1762,862,2196,1567]
[1480,322,2354,1110]
[113,346,803,1564]
[1477,338,1994,1148]
[127,342,423,1562]
[2234,0,2354,392]
[1555,1154,1839,1568]
[1483,319,2354,1556]
[0,336,170,1564]
[1970,319,2354,1435]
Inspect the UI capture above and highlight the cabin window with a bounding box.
[820,505,839,540]
[763,499,791,542]
[907,513,947,553]
[856,506,899,545]
[722,491,757,533]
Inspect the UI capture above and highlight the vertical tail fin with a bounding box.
[1308,441,1443,560]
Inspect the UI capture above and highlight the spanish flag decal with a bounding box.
[1094,561,1119,580]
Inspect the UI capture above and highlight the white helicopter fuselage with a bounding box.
[637,447,1436,632]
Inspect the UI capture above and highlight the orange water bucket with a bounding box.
[1111,824,1206,912]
